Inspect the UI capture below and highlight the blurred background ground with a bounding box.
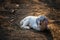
[0,0,60,40]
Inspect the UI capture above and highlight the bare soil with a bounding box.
[0,0,60,40]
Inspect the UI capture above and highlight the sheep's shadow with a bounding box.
[31,29,53,40]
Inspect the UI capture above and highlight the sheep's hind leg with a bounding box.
[21,19,30,30]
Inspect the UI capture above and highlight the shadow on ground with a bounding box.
[30,28,53,40]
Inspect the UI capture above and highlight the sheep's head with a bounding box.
[38,16,48,31]
[40,18,48,31]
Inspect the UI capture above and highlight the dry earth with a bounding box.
[0,0,60,40]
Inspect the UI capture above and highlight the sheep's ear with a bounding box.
[36,18,40,24]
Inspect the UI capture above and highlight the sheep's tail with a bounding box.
[20,19,23,25]
[20,17,27,25]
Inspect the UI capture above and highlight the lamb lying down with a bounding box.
[20,15,48,31]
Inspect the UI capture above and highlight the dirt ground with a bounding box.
[0,0,60,40]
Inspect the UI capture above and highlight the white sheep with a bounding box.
[20,15,48,31]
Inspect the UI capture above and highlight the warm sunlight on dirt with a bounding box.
[0,0,60,40]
